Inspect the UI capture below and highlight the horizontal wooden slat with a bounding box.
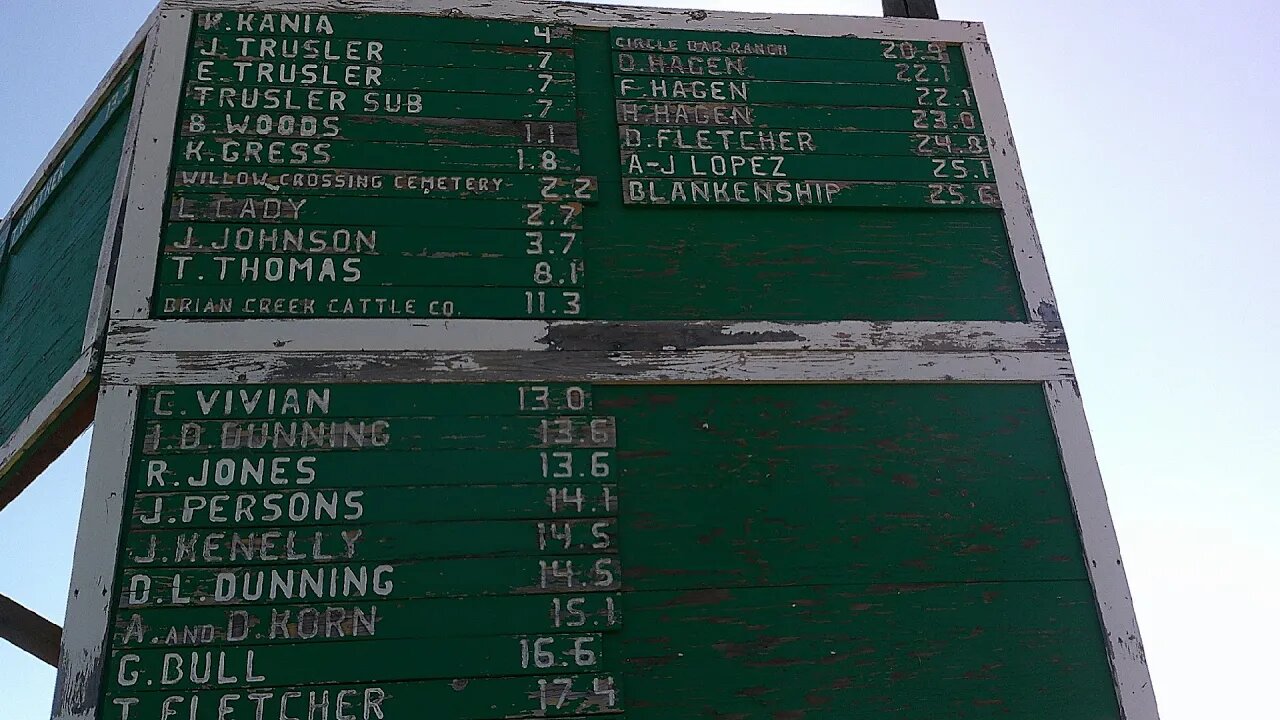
[107,319,1066,353]
[163,1,986,43]
[101,348,1072,385]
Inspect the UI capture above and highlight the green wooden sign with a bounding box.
[150,10,1019,323]
[46,5,1158,720]
[0,54,140,503]
[103,381,1113,719]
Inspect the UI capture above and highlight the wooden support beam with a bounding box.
[882,0,940,19]
[0,593,62,667]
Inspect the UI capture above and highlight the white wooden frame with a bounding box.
[49,387,139,720]
[0,12,156,495]
[53,3,1159,720]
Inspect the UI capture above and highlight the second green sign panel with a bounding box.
[103,381,1119,720]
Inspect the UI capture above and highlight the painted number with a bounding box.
[537,676,617,711]
[538,558,618,589]
[523,203,581,227]
[539,417,614,446]
[551,595,620,628]
[914,134,988,155]
[540,176,595,201]
[520,385,588,411]
[897,63,951,83]
[912,109,977,130]
[524,123,557,145]
[540,451,613,479]
[546,486,618,514]
[931,158,994,180]
[927,183,1002,207]
[533,259,584,285]
[518,149,561,171]
[882,41,949,62]
[916,86,974,107]
[519,636,598,668]
[525,231,578,256]
[538,521,614,550]
[525,290,582,316]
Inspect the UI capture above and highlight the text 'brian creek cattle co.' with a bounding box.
[35,5,1156,720]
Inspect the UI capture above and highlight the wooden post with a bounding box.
[0,592,62,667]
[883,0,940,19]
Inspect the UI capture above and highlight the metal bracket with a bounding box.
[883,0,940,19]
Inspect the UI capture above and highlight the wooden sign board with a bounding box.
[49,3,1159,720]
[0,28,150,509]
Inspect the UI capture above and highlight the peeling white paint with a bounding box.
[103,349,1074,385]
[107,319,1067,354]
[964,42,1060,322]
[109,10,191,321]
[160,0,986,42]
[51,387,138,720]
[1045,380,1161,719]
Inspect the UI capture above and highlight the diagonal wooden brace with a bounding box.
[0,592,62,667]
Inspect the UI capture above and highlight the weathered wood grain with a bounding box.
[0,367,95,513]
[102,350,1073,385]
[0,69,136,497]
[109,9,196,321]
[963,41,1060,322]
[1046,380,1160,719]
[107,319,1067,354]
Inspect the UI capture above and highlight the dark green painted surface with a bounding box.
[155,13,1024,321]
[103,381,1119,719]
[103,12,1120,720]
[0,64,136,460]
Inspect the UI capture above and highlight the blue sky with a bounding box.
[2,1,1277,718]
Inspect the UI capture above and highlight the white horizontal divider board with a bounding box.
[162,0,986,41]
[52,4,1158,720]
[106,319,1069,354]
[103,349,1076,385]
